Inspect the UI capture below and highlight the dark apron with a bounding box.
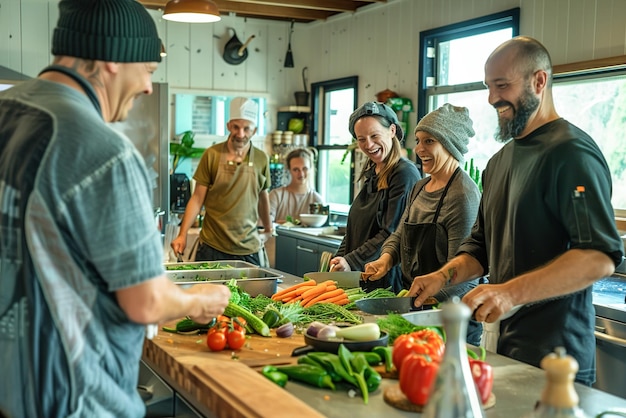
[399,167,482,344]
[400,167,460,288]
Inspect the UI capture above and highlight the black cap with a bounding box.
[348,101,404,141]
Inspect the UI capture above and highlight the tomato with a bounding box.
[226,329,247,350]
[231,316,247,332]
[399,353,439,406]
[207,330,227,351]
[392,329,445,372]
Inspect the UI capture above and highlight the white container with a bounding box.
[299,213,328,227]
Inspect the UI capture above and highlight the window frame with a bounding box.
[418,8,520,118]
[418,9,626,215]
[310,76,359,206]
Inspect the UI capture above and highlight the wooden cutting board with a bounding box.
[383,383,496,412]
[146,321,304,371]
[192,359,326,418]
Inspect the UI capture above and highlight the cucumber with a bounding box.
[224,302,270,337]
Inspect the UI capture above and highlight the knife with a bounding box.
[176,252,184,263]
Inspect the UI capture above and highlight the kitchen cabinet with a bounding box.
[275,229,340,277]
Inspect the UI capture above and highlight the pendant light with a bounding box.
[163,0,221,23]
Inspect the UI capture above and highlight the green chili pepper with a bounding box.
[338,344,370,404]
[261,366,288,388]
[353,352,382,393]
[297,355,341,382]
[274,364,336,390]
[305,352,356,385]
[351,351,382,366]
[371,346,394,372]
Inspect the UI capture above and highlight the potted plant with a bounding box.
[169,130,205,173]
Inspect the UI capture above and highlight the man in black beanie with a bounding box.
[0,1,230,417]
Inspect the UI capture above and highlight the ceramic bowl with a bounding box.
[299,213,328,227]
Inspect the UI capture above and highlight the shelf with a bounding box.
[278,106,310,113]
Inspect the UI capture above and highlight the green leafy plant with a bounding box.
[170,130,205,173]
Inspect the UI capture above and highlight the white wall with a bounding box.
[297,0,626,131]
[2,0,626,131]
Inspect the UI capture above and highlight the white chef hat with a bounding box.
[229,97,258,125]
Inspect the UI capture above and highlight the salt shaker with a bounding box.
[422,296,485,418]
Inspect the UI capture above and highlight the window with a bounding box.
[419,9,626,213]
[553,69,626,212]
[418,8,519,174]
[311,76,358,213]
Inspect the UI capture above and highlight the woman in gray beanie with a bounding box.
[364,103,483,344]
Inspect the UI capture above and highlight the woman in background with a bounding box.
[329,102,421,293]
[270,148,323,223]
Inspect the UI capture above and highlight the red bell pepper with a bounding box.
[399,353,439,406]
[469,358,493,404]
[392,329,445,372]
[466,347,493,404]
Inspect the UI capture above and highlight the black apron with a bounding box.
[400,167,460,289]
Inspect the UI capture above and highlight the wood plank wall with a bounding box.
[2,0,626,137]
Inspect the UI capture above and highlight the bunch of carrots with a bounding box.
[271,280,349,307]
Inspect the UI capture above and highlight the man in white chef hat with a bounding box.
[172,97,273,265]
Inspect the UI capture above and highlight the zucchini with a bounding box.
[175,317,213,333]
[262,309,281,328]
[334,323,381,341]
[224,302,270,337]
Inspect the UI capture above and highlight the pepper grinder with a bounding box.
[422,296,485,418]
[529,347,589,418]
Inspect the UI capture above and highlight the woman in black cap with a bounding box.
[364,103,482,344]
[329,102,421,293]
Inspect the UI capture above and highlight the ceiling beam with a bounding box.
[225,0,360,13]
[140,0,335,21]
[139,0,386,22]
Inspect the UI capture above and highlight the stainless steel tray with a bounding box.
[164,260,257,271]
[167,268,282,297]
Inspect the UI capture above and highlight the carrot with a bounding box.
[301,283,328,300]
[325,293,349,304]
[271,280,316,300]
[300,287,331,306]
[333,298,350,306]
[273,283,316,301]
[303,288,346,308]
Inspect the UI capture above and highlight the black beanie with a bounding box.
[52,0,162,63]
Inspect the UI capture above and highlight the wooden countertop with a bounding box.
[143,318,626,418]
[142,324,324,418]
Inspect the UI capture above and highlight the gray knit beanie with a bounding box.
[52,0,162,63]
[414,103,474,162]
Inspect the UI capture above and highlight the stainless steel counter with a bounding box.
[273,270,626,416]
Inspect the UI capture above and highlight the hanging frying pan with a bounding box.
[223,28,255,65]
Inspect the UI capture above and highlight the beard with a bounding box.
[494,85,540,143]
